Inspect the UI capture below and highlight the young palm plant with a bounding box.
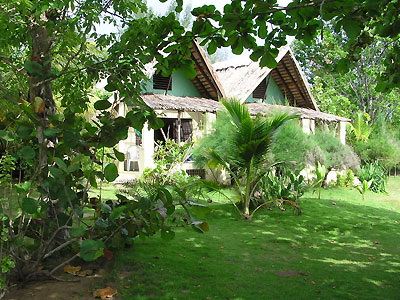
[205,99,297,218]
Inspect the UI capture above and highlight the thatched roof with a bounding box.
[142,93,219,113]
[246,102,351,122]
[214,46,318,110]
[141,94,350,122]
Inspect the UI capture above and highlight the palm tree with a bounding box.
[205,99,298,218]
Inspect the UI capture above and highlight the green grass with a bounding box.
[109,177,400,300]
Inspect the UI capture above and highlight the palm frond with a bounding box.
[221,98,251,128]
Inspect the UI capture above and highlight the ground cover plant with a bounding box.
[107,177,400,300]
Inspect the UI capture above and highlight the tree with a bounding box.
[1,0,400,291]
[0,0,201,287]
[292,26,400,123]
[190,0,400,91]
[203,99,296,218]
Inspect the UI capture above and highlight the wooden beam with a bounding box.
[289,56,314,109]
[191,54,217,100]
[192,73,213,99]
[177,110,181,143]
[272,69,296,106]
[280,58,308,106]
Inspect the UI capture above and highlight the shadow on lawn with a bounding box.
[114,196,400,300]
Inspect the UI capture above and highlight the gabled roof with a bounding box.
[214,46,319,111]
[143,40,226,101]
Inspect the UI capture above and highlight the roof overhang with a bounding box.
[141,94,350,123]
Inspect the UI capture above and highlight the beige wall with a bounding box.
[117,105,214,181]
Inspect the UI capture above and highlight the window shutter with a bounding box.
[153,72,172,90]
[252,77,267,99]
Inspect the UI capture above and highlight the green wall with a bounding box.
[143,71,202,98]
[245,75,286,105]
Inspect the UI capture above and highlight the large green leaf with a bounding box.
[21,197,38,214]
[18,146,35,161]
[80,239,104,261]
[113,148,125,162]
[94,100,112,110]
[104,163,118,182]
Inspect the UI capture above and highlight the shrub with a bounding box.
[353,136,400,170]
[312,129,360,171]
[345,169,355,187]
[271,120,323,171]
[192,111,235,169]
[272,122,360,172]
[358,161,387,193]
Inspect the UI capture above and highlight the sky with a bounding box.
[97,0,294,63]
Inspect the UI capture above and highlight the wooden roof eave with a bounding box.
[190,40,227,100]
[287,48,319,111]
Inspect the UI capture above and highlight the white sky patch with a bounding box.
[96,0,295,61]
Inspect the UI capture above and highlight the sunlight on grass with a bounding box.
[108,177,400,300]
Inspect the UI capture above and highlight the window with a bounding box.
[186,169,206,179]
[153,72,172,90]
[154,118,193,143]
[252,77,267,99]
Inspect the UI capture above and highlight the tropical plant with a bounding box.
[356,179,372,200]
[204,99,297,218]
[358,161,388,193]
[314,162,327,200]
[348,112,373,143]
[252,166,304,216]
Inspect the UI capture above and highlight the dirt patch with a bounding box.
[5,276,98,300]
[275,270,309,277]
[5,261,115,300]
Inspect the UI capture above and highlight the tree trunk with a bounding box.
[29,19,56,181]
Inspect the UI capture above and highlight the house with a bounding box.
[213,46,350,141]
[115,40,226,181]
[115,41,350,181]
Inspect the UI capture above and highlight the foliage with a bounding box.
[314,162,327,200]
[345,169,355,187]
[312,129,360,171]
[192,1,400,92]
[358,161,388,193]
[252,165,304,216]
[258,166,305,202]
[202,99,297,218]
[272,121,360,172]
[347,112,373,143]
[150,139,193,185]
[119,138,210,235]
[193,111,235,170]
[355,179,372,201]
[292,26,400,123]
[0,0,203,288]
[271,120,320,171]
[351,116,400,170]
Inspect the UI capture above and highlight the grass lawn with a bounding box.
[109,177,400,300]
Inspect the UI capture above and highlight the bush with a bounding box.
[271,120,323,171]
[353,136,400,170]
[312,129,360,171]
[192,111,236,168]
[358,161,388,193]
[272,121,360,172]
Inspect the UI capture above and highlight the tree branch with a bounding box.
[0,56,29,78]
